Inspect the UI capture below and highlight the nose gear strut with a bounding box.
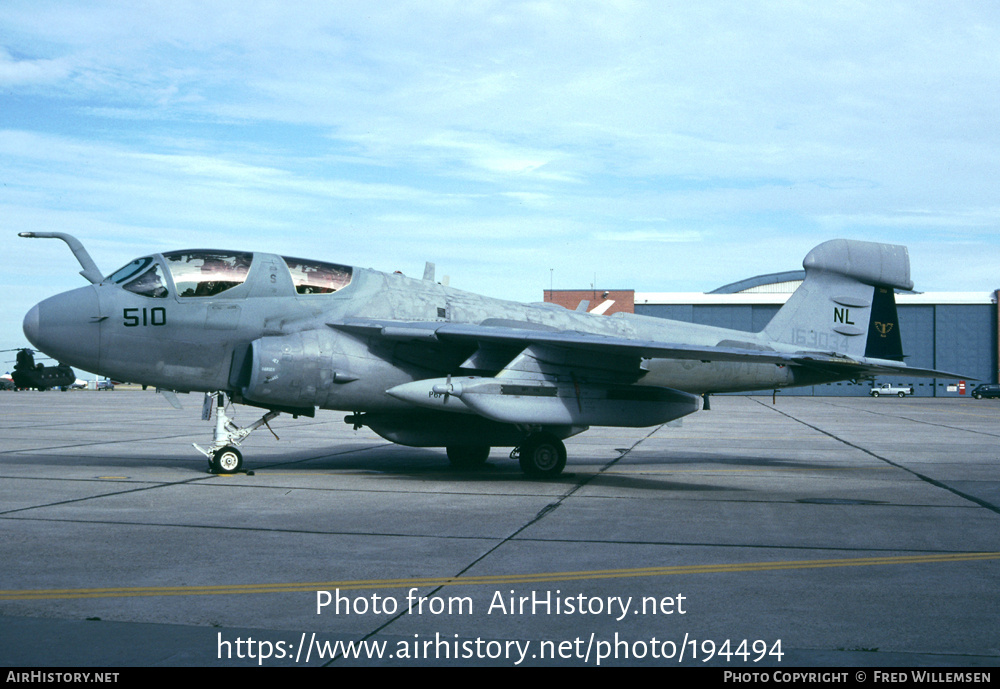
[193,392,280,473]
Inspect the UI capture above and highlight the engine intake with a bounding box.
[241,331,348,409]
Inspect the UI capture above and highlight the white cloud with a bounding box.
[592,230,703,243]
[0,47,71,86]
[3,1,1000,353]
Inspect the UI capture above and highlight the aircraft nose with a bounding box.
[23,286,102,373]
[22,304,40,346]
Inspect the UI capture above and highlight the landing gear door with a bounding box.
[228,343,253,389]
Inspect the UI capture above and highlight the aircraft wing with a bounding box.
[330,318,792,362]
[783,354,970,380]
[327,318,970,380]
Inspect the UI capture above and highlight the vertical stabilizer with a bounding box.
[763,239,910,359]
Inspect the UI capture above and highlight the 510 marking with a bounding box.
[123,307,166,327]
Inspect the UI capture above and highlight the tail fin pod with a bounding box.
[865,285,905,361]
[763,239,911,360]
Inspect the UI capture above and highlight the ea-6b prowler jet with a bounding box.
[21,233,960,477]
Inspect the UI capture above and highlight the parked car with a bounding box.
[971,384,1000,400]
[96,380,115,391]
[870,383,913,398]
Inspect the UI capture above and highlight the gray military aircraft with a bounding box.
[21,232,959,477]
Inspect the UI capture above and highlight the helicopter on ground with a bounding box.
[4,348,76,391]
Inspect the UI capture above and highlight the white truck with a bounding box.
[869,383,914,398]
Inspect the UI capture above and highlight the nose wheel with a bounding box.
[211,446,243,474]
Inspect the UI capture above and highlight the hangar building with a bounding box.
[544,273,998,397]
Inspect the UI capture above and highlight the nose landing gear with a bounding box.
[193,392,280,474]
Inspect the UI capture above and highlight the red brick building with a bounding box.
[543,289,635,315]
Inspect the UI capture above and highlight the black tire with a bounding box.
[446,445,491,468]
[898,391,905,398]
[871,391,879,397]
[518,433,566,478]
[212,446,243,474]
[973,393,982,399]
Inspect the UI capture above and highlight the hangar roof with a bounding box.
[635,291,996,306]
[708,270,805,294]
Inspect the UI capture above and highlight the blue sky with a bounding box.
[2,1,999,358]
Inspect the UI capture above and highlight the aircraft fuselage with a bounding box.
[24,248,832,415]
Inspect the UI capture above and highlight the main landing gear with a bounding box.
[515,432,567,478]
[193,393,280,474]
[446,432,567,478]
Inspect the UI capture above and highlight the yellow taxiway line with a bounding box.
[2,552,997,600]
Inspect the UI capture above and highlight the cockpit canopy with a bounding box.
[105,256,169,298]
[104,250,353,298]
[164,251,253,297]
[283,256,352,294]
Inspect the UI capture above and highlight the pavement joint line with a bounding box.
[0,445,390,517]
[0,433,204,456]
[4,551,998,601]
[0,514,518,541]
[326,425,665,663]
[808,398,1000,438]
[752,398,1000,516]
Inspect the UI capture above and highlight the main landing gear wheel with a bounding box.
[211,445,243,474]
[518,433,566,478]
[446,445,491,468]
